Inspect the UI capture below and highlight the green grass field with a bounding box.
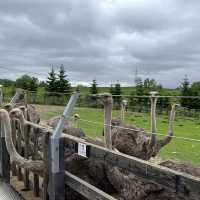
[36,105,200,166]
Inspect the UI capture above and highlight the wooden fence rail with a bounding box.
[62,134,200,199]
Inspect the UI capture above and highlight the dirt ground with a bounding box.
[11,176,41,200]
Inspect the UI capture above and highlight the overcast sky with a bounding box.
[0,0,200,88]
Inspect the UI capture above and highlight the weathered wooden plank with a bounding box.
[11,119,17,176]
[32,127,40,197]
[42,132,50,200]
[65,171,117,200]
[62,134,200,199]
[0,138,10,182]
[16,122,23,181]
[23,123,30,190]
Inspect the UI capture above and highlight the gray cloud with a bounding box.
[0,0,200,88]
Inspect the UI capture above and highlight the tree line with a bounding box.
[179,76,200,109]
[0,65,200,110]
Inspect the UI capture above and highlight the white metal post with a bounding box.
[49,92,80,200]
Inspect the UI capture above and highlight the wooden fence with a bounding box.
[0,91,200,200]
[0,118,200,200]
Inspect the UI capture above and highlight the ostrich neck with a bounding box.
[1,110,18,162]
[158,105,177,148]
[104,102,112,149]
[168,105,176,136]
[150,97,157,146]
[19,113,26,124]
[1,110,44,173]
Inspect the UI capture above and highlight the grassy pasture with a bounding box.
[36,105,200,166]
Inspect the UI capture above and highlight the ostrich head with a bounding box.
[94,93,113,107]
[111,119,123,129]
[74,113,80,120]
[19,105,26,112]
[9,108,26,124]
[3,103,13,112]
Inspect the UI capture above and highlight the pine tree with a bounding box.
[180,75,191,108]
[190,81,200,109]
[89,79,98,107]
[29,77,38,91]
[135,77,144,112]
[113,81,122,108]
[90,79,98,94]
[135,77,143,96]
[46,67,57,92]
[110,84,115,95]
[57,64,71,93]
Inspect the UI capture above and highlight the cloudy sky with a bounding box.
[0,0,200,88]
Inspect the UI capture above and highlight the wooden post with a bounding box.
[23,123,30,190]
[11,119,17,176]
[43,132,50,200]
[0,118,10,183]
[48,93,79,200]
[33,127,40,197]
[16,121,23,181]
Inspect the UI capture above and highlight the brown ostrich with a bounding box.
[110,104,179,160]
[96,93,179,160]
[0,109,44,174]
[10,108,85,140]
[3,88,40,124]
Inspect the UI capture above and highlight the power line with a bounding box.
[0,65,47,76]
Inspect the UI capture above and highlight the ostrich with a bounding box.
[5,104,40,124]
[18,105,40,124]
[3,88,40,124]
[96,93,179,160]
[0,109,44,174]
[10,108,85,139]
[73,113,80,128]
[3,108,198,200]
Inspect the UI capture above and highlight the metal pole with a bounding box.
[49,92,80,200]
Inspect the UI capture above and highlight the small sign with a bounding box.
[78,143,87,157]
